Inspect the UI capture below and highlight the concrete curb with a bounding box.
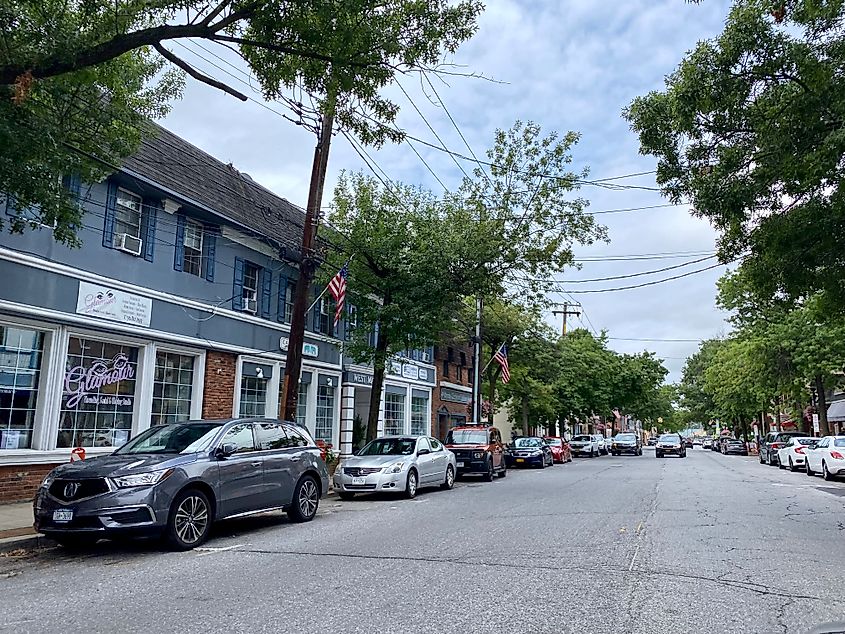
[0,534,57,555]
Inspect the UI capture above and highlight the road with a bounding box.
[2,448,845,634]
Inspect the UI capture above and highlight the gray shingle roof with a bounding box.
[121,122,306,258]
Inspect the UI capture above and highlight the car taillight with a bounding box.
[830,451,844,460]
[771,443,782,449]
[794,447,804,454]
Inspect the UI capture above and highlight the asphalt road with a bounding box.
[2,447,845,634]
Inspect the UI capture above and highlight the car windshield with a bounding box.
[446,430,487,444]
[573,435,592,442]
[358,438,416,456]
[114,422,223,455]
[514,437,543,448]
[545,438,562,446]
[616,434,636,441]
[796,438,816,446]
[659,435,680,443]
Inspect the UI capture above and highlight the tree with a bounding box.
[625,0,845,311]
[614,352,669,424]
[553,329,617,430]
[678,339,726,426]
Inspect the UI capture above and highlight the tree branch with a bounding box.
[153,43,247,101]
[209,34,369,68]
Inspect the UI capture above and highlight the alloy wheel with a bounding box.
[298,478,319,519]
[406,471,418,498]
[174,495,209,546]
[823,462,833,481]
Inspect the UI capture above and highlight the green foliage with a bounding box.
[678,338,726,425]
[625,0,845,311]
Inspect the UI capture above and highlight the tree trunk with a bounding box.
[366,322,390,443]
[521,395,529,436]
[815,375,830,436]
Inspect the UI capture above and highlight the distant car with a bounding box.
[544,437,572,463]
[610,433,642,456]
[722,438,748,455]
[646,437,657,447]
[759,431,805,467]
[594,434,609,455]
[805,435,845,480]
[445,424,507,481]
[33,418,329,550]
[777,437,818,472]
[692,438,702,446]
[506,437,554,468]
[570,434,600,458]
[713,436,730,452]
[655,433,686,458]
[702,438,713,449]
[334,435,456,499]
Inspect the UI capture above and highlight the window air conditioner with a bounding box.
[116,233,143,256]
[421,351,431,362]
[243,298,258,314]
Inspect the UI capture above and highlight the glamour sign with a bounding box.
[75,281,152,328]
[64,353,135,409]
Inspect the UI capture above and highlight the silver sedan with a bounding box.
[333,435,457,500]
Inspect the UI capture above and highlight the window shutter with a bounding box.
[102,181,118,248]
[277,277,288,323]
[261,269,272,318]
[3,194,16,217]
[173,213,186,272]
[203,227,217,282]
[143,199,159,262]
[232,257,245,311]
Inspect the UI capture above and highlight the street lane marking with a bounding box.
[628,543,641,572]
[195,544,244,556]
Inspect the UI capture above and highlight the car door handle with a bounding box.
[251,461,262,468]
[290,456,300,462]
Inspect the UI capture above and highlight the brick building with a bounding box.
[431,337,475,442]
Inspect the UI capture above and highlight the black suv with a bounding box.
[655,433,686,458]
[759,431,805,466]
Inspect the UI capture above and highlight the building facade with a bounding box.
[431,339,474,441]
[0,124,345,501]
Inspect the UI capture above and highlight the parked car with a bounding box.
[610,433,642,456]
[805,435,845,481]
[445,424,507,481]
[759,431,806,466]
[33,418,329,550]
[334,435,456,499]
[711,436,725,452]
[646,437,657,447]
[594,434,609,455]
[722,438,748,455]
[692,437,702,446]
[655,433,686,458]
[544,437,572,463]
[506,436,554,468]
[702,438,713,449]
[570,434,600,457]
[777,437,818,472]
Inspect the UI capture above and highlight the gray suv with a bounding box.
[33,418,329,550]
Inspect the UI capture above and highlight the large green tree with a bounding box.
[625,0,845,311]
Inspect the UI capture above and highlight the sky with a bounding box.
[161,0,737,382]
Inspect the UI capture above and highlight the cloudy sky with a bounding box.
[161,0,737,381]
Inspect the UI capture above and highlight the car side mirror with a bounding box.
[217,442,238,458]
[418,448,431,456]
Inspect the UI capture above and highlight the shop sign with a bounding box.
[402,364,419,380]
[343,372,373,386]
[389,360,402,376]
[64,353,135,409]
[76,281,152,327]
[279,337,320,357]
[441,387,472,404]
[418,368,429,381]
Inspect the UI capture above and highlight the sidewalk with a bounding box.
[0,501,52,553]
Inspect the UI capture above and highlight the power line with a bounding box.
[556,255,716,283]
[561,261,731,294]
[607,337,703,343]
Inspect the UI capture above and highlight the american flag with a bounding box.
[327,264,348,326]
[493,344,510,383]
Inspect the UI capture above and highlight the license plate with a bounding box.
[516,458,525,463]
[352,477,366,485]
[53,509,73,522]
[457,462,465,468]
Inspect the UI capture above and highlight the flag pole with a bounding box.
[307,255,354,313]
[481,341,505,375]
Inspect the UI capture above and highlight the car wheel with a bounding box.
[759,452,765,464]
[498,463,507,478]
[806,460,814,476]
[53,534,98,550]
[287,475,320,523]
[166,488,212,551]
[778,457,786,470]
[404,469,419,498]
[591,448,596,458]
[441,465,455,490]
[338,491,355,501]
[484,458,495,481]
[655,451,662,458]
[823,461,834,481]
[789,458,797,472]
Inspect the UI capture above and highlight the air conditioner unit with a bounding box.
[116,233,143,256]
[421,351,431,363]
[243,298,258,314]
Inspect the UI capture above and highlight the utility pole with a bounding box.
[471,296,483,422]
[552,302,581,336]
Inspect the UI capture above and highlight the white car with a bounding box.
[570,434,600,457]
[777,436,818,472]
[593,434,608,455]
[805,435,845,480]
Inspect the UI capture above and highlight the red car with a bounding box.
[544,437,572,463]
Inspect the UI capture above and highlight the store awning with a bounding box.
[828,400,845,423]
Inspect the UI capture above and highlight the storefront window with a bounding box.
[59,336,138,448]
[239,376,267,417]
[315,383,335,442]
[296,382,308,427]
[384,392,405,435]
[411,395,428,436]
[0,326,44,449]
[152,352,195,426]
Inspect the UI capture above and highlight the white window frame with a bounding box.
[242,263,260,312]
[233,356,280,420]
[183,220,204,277]
[149,347,204,427]
[114,188,143,240]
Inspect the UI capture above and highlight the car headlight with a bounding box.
[386,462,405,474]
[112,469,173,488]
[530,450,542,456]
[40,469,59,489]
[473,452,483,459]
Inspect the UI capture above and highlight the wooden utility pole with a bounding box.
[552,302,581,336]
[280,103,335,421]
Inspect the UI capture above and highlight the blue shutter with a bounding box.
[232,257,245,311]
[203,228,217,282]
[143,199,159,262]
[173,213,186,272]
[277,277,288,323]
[3,194,15,217]
[102,181,118,248]
[261,269,272,318]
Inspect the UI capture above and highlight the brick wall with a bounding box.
[431,338,474,441]
[0,463,57,503]
[202,351,237,418]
